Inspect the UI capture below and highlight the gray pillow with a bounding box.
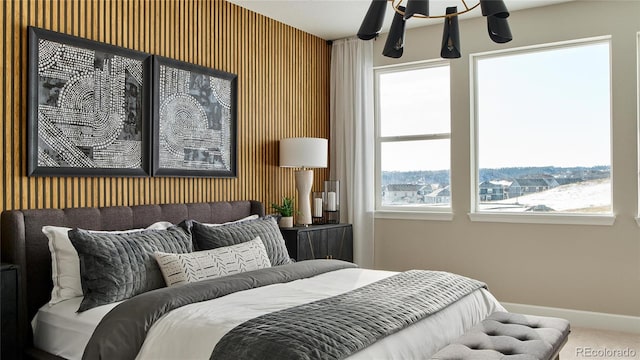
[181,217,292,266]
[68,226,192,312]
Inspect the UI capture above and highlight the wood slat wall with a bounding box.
[0,0,330,214]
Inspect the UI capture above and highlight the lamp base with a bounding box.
[294,170,313,225]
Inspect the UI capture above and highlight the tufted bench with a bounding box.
[431,312,570,360]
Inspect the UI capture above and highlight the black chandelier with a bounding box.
[357,0,513,59]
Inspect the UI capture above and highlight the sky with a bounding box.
[477,40,611,169]
[378,40,612,172]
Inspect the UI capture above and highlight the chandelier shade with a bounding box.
[440,6,461,59]
[404,0,429,20]
[479,0,509,18]
[383,5,407,58]
[357,0,388,40]
[487,15,512,43]
[358,0,512,59]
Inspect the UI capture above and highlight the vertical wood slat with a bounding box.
[1,0,330,215]
[10,0,18,211]
[2,0,9,210]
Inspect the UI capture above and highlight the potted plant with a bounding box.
[271,197,295,228]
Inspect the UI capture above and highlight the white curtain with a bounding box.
[330,38,375,268]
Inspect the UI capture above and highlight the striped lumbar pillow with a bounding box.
[154,237,272,287]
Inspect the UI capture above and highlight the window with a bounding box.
[472,38,612,217]
[374,61,451,213]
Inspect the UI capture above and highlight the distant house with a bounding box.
[382,184,424,204]
[508,178,559,198]
[382,184,431,204]
[555,177,583,186]
[479,181,511,201]
[424,186,451,204]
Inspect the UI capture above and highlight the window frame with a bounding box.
[636,32,640,226]
[373,60,454,220]
[469,36,616,226]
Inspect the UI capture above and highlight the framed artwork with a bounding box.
[27,26,151,177]
[152,56,237,178]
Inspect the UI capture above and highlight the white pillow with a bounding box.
[42,221,174,305]
[154,237,271,287]
[200,214,259,227]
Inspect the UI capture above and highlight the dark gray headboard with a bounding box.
[0,200,264,348]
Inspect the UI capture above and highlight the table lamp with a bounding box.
[279,137,328,225]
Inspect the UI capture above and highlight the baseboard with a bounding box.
[501,302,640,334]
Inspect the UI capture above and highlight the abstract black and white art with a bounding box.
[27,27,151,176]
[152,56,237,177]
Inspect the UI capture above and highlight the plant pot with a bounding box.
[279,216,294,228]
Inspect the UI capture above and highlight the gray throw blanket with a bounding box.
[82,260,358,360]
[210,270,486,360]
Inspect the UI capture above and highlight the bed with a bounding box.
[1,200,504,360]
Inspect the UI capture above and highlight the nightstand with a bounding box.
[1,263,23,359]
[280,223,353,262]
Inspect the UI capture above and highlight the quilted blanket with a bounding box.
[210,270,486,360]
[82,260,357,359]
[82,261,485,360]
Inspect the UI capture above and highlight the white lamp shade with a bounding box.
[279,137,328,168]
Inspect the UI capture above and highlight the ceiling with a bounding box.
[226,0,575,41]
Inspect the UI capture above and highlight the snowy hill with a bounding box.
[482,178,611,213]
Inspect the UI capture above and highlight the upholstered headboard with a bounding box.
[0,200,264,350]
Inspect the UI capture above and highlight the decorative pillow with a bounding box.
[200,214,259,227]
[180,217,292,266]
[68,226,192,312]
[42,221,173,305]
[154,237,271,287]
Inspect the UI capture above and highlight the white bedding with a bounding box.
[33,268,505,360]
[32,297,120,360]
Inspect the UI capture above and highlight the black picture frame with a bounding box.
[152,56,237,178]
[27,26,151,177]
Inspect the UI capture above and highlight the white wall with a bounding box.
[372,0,640,316]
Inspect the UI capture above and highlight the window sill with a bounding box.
[468,212,616,226]
[375,210,454,221]
[635,217,640,227]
